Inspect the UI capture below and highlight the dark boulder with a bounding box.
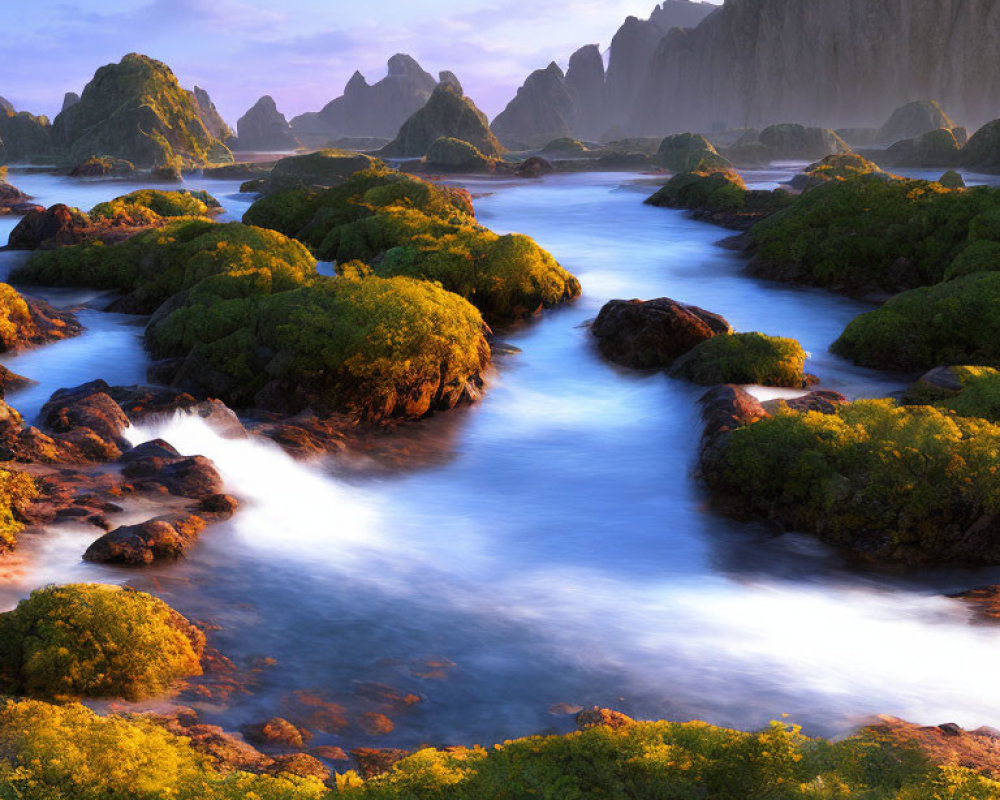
[591,298,732,369]
[7,204,91,249]
[83,513,207,565]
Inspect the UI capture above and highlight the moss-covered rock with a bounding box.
[0,584,204,699]
[878,100,955,143]
[655,133,731,172]
[244,167,577,324]
[145,274,491,419]
[540,137,588,156]
[0,700,328,800]
[758,124,851,161]
[961,119,1000,174]
[51,53,231,168]
[68,156,135,177]
[0,105,54,163]
[749,175,1000,294]
[89,189,218,225]
[832,271,1000,370]
[904,365,1000,423]
[0,468,37,551]
[939,169,966,189]
[14,219,314,314]
[788,153,889,190]
[256,148,383,194]
[703,398,1000,563]
[882,128,962,168]
[672,332,809,387]
[424,137,494,172]
[0,282,82,351]
[645,169,793,229]
[380,83,504,159]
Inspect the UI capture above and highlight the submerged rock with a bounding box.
[591,297,732,369]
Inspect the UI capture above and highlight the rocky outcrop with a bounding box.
[591,298,732,369]
[83,513,207,565]
[51,53,231,168]
[758,124,851,161]
[564,46,607,141]
[191,86,234,143]
[291,55,438,147]
[0,102,54,163]
[491,63,575,150]
[606,17,673,133]
[7,204,92,249]
[0,181,38,215]
[960,119,1000,174]
[380,84,503,158]
[61,92,80,113]
[878,100,955,144]
[236,96,298,151]
[881,128,962,168]
[628,0,1000,136]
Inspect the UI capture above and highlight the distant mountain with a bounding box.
[51,53,230,167]
[631,0,1000,135]
[237,95,298,151]
[291,55,440,147]
[492,1,716,147]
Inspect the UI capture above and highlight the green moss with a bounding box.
[0,468,37,551]
[425,137,494,171]
[90,189,217,225]
[707,400,1000,561]
[0,700,328,800]
[0,283,36,350]
[258,148,383,194]
[656,133,731,172]
[944,239,1000,280]
[905,367,1000,423]
[794,153,888,189]
[833,272,1000,370]
[341,717,994,800]
[0,584,204,700]
[672,332,808,387]
[540,137,587,155]
[646,168,749,214]
[14,219,315,313]
[146,274,491,419]
[751,175,1000,293]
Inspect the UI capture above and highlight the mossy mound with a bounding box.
[146,274,491,419]
[883,128,962,168]
[655,133,731,172]
[832,271,1000,370]
[759,124,851,161]
[879,100,955,144]
[339,715,995,799]
[14,219,314,314]
[89,189,219,225]
[0,107,54,163]
[257,148,383,194]
[0,700,328,800]
[51,53,231,168]
[540,137,588,155]
[0,584,204,700]
[750,175,1000,294]
[939,170,966,189]
[245,167,578,324]
[789,153,889,190]
[672,332,808,387]
[645,169,793,226]
[961,119,1000,174]
[68,156,135,177]
[0,468,37,551]
[424,137,494,172]
[904,366,1000,423]
[705,400,1000,563]
[380,83,504,159]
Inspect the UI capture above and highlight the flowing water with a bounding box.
[2,166,1000,753]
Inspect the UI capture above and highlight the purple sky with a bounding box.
[0,0,720,125]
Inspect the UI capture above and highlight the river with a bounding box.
[0,165,999,754]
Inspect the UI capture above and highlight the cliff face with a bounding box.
[191,87,234,143]
[291,54,438,144]
[632,0,1000,135]
[491,63,576,149]
[565,45,608,141]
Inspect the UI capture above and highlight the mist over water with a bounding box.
[4,168,1000,748]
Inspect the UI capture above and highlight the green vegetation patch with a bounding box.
[656,133,731,173]
[0,700,328,800]
[146,274,490,419]
[0,584,204,700]
[832,271,1000,371]
[89,189,218,225]
[14,219,315,313]
[647,168,749,214]
[0,468,37,551]
[751,175,1000,294]
[706,400,1000,562]
[425,137,494,171]
[672,332,808,387]
[258,148,384,194]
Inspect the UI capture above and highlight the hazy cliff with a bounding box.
[632,0,1000,134]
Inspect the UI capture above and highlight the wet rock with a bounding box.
[351,748,409,779]
[311,745,349,761]
[268,753,330,782]
[514,156,554,178]
[761,390,849,416]
[244,717,309,748]
[69,156,135,177]
[698,386,771,475]
[863,716,1000,778]
[0,181,30,214]
[40,380,130,447]
[83,513,206,565]
[576,707,635,730]
[591,297,732,369]
[119,440,224,499]
[358,712,395,736]
[7,204,92,249]
[0,365,34,396]
[951,585,1000,621]
[251,412,350,458]
[197,493,239,519]
[144,709,272,773]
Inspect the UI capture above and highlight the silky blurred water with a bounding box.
[2,167,1000,753]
